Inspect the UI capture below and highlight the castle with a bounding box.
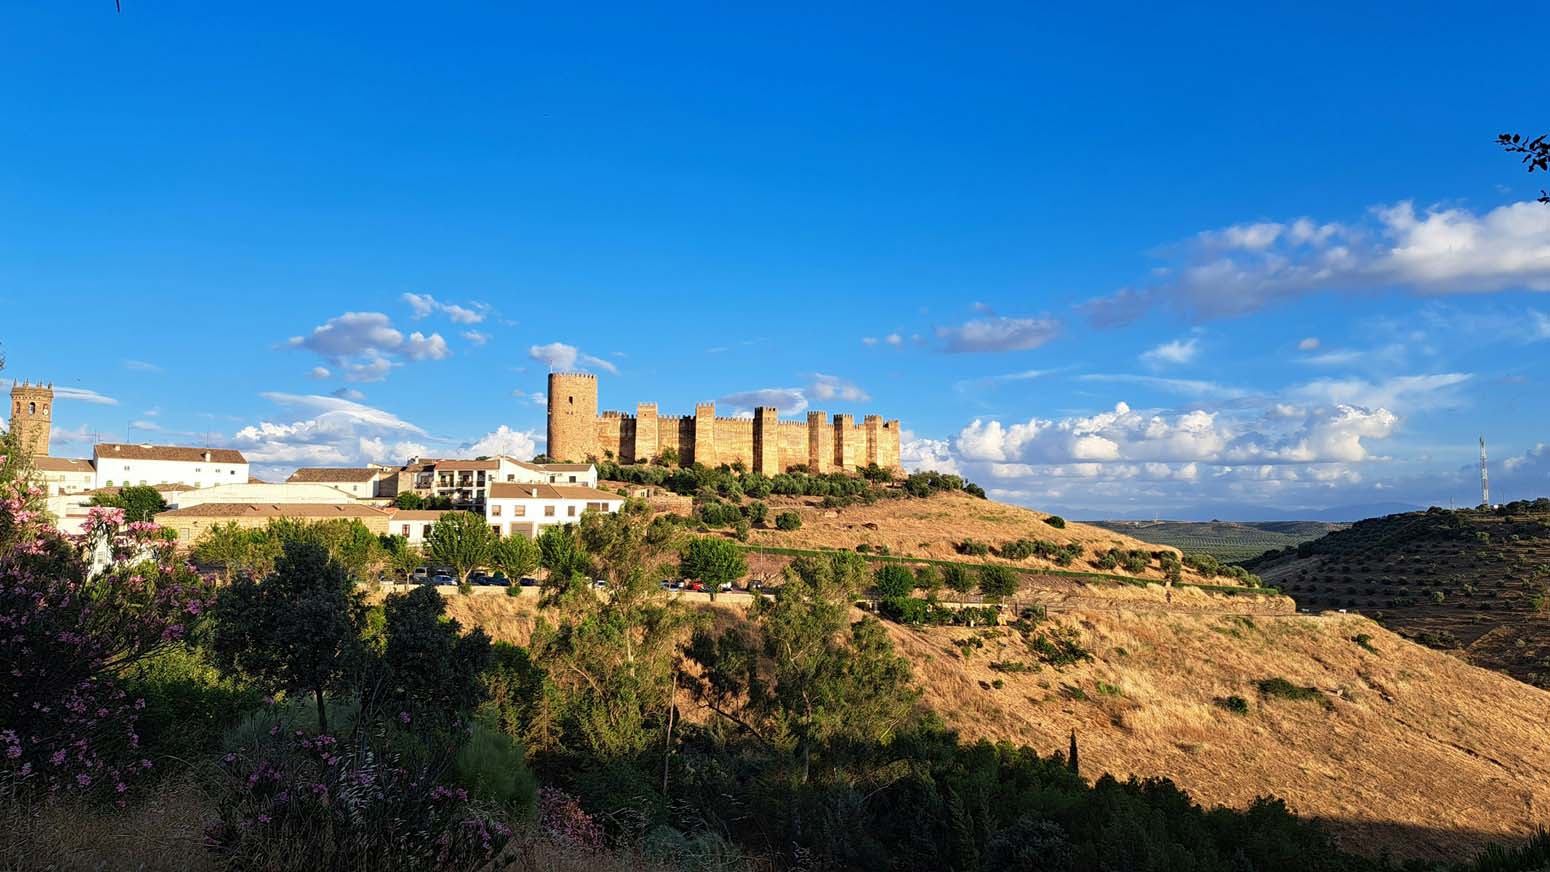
[9,380,53,457]
[546,373,902,474]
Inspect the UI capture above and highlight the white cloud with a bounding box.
[528,341,619,375]
[1297,337,1321,351]
[935,315,1061,352]
[231,393,434,479]
[1139,337,1199,367]
[462,330,490,346]
[0,381,127,406]
[719,388,808,416]
[461,425,541,459]
[900,430,958,475]
[402,293,489,324]
[809,373,870,403]
[1084,198,1550,325]
[287,311,450,383]
[1288,372,1470,412]
[309,366,332,380]
[122,359,163,373]
[1077,373,1248,399]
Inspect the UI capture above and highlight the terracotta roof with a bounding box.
[488,482,623,501]
[30,457,95,473]
[94,443,247,464]
[287,467,381,483]
[385,509,450,521]
[509,460,594,473]
[433,459,499,471]
[155,503,390,520]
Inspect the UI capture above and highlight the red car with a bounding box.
[686,581,705,592]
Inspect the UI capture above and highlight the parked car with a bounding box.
[491,572,509,586]
[592,578,608,588]
[412,567,429,579]
[686,581,705,592]
[519,577,538,587]
[431,574,455,586]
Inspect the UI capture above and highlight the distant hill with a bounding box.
[1091,520,1346,562]
[1244,500,1550,687]
[1077,502,1424,523]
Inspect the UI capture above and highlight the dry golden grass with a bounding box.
[446,588,1550,862]
[887,604,1550,861]
[748,490,1225,585]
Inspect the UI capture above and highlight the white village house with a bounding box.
[93,443,249,490]
[484,482,624,538]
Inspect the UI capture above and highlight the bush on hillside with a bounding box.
[1044,515,1066,529]
[775,511,802,531]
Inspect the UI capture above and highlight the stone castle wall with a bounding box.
[544,374,901,473]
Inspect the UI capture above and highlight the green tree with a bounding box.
[979,564,1019,601]
[393,491,425,510]
[873,563,916,599]
[426,510,496,587]
[679,536,747,601]
[687,555,920,782]
[537,523,591,580]
[943,564,975,602]
[379,585,492,726]
[90,484,168,523]
[914,564,943,596]
[489,534,540,585]
[775,510,802,531]
[380,534,423,588]
[209,541,364,732]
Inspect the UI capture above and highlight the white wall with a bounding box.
[167,482,358,509]
[95,456,249,490]
[484,493,622,538]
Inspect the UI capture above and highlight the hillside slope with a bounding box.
[1091,520,1346,561]
[743,490,1243,587]
[438,585,1550,863]
[1245,505,1550,686]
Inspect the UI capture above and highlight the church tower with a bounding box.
[9,380,53,457]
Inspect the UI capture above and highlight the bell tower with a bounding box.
[9,380,53,457]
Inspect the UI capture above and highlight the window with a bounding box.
[513,506,526,517]
[491,504,502,517]
[506,474,514,482]
[492,525,501,536]
[567,505,577,517]
[568,475,577,483]
[401,524,410,536]
[27,402,35,414]
[543,505,555,517]
[422,524,433,538]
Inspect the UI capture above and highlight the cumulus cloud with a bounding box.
[460,425,541,459]
[1298,337,1321,351]
[402,293,489,324]
[528,342,618,375]
[810,373,870,403]
[462,330,490,346]
[899,431,959,475]
[936,315,1061,353]
[286,311,450,383]
[1139,337,1199,367]
[230,392,429,472]
[1083,198,1550,325]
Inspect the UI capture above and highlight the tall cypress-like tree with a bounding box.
[1068,729,1080,776]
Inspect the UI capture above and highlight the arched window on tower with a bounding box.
[28,402,35,415]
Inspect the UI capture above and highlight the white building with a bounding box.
[29,457,97,496]
[385,509,450,546]
[499,460,598,488]
[93,443,249,491]
[285,467,397,500]
[166,481,360,510]
[485,482,624,538]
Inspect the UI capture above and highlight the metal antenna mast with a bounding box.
[1479,436,1490,508]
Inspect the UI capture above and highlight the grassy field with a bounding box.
[1092,520,1346,562]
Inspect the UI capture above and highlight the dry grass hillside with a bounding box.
[439,586,1550,862]
[742,490,1234,587]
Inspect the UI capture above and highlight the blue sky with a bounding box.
[3,2,1549,519]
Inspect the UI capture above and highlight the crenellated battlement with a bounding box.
[546,379,903,474]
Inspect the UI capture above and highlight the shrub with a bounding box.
[955,539,991,556]
[1352,633,1378,653]
[1043,515,1066,529]
[1215,695,1250,715]
[775,511,802,531]
[943,564,976,598]
[451,716,538,816]
[1256,677,1330,709]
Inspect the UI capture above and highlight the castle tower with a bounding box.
[753,406,779,474]
[693,402,716,467]
[633,403,659,464]
[832,414,857,471]
[806,411,830,473]
[863,415,883,467]
[9,380,53,458]
[547,373,599,462]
